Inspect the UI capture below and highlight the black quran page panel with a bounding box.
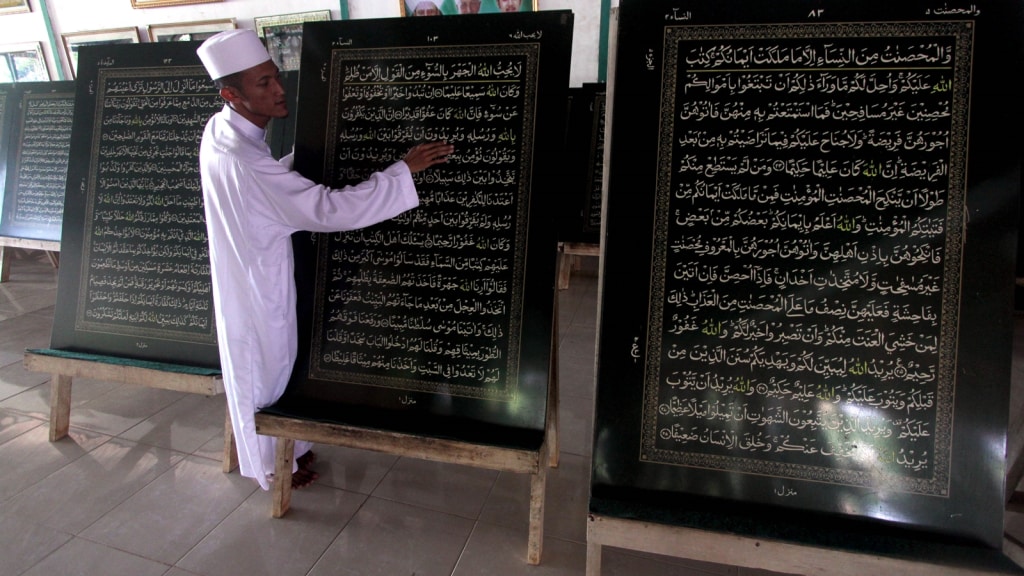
[50,42,222,368]
[559,82,606,245]
[282,12,573,437]
[0,82,75,242]
[592,0,1022,549]
[0,84,16,234]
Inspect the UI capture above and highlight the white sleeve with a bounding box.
[248,156,419,234]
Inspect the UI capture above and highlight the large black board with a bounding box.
[559,82,606,244]
[275,12,574,439]
[0,81,75,242]
[592,0,1022,549]
[0,84,14,234]
[51,42,223,368]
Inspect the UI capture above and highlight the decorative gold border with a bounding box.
[147,18,235,43]
[639,21,974,496]
[131,0,221,8]
[61,27,139,78]
[399,0,538,17]
[75,66,219,344]
[309,43,540,400]
[582,89,607,233]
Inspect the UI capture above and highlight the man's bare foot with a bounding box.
[292,450,319,489]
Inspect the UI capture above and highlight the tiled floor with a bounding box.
[0,248,770,576]
[2,247,1020,576]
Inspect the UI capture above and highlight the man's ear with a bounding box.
[219,86,241,104]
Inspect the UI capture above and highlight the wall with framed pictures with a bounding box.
[0,0,29,16]
[0,42,49,82]
[0,1,610,87]
[400,0,538,16]
[60,27,140,78]
[254,10,330,72]
[147,18,235,42]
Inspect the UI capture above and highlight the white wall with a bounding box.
[0,0,611,86]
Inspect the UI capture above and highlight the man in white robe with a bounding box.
[196,30,453,490]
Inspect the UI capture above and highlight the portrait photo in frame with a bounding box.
[147,18,236,42]
[61,27,140,78]
[401,0,537,16]
[255,10,332,72]
[0,0,30,16]
[0,42,49,82]
[131,0,221,8]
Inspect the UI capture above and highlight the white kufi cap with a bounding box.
[197,29,271,80]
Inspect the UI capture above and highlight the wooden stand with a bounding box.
[558,242,600,290]
[587,513,1023,576]
[257,412,553,563]
[23,350,237,473]
[0,237,60,282]
[254,308,561,565]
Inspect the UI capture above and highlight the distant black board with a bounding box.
[0,81,75,242]
[0,84,13,235]
[559,82,605,244]
[51,42,223,368]
[593,0,1021,549]
[276,12,574,437]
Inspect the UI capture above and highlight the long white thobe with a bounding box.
[199,104,419,489]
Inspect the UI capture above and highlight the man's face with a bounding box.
[458,0,481,13]
[223,60,287,128]
[497,0,521,12]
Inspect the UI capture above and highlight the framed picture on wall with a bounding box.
[255,10,332,73]
[0,0,30,15]
[0,42,49,82]
[400,0,537,16]
[61,27,140,78]
[147,19,236,42]
[253,10,332,38]
[131,0,221,8]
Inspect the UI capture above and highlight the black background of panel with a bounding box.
[273,12,574,440]
[51,42,222,368]
[0,84,14,238]
[592,0,1021,549]
[559,82,605,245]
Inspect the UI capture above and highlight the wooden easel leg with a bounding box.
[527,461,547,565]
[547,328,560,468]
[0,246,11,283]
[272,437,294,518]
[586,538,602,576]
[222,406,238,473]
[49,374,72,441]
[557,244,571,290]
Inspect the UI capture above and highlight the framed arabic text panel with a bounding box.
[592,0,1021,549]
[275,12,573,439]
[51,41,223,368]
[0,82,75,241]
